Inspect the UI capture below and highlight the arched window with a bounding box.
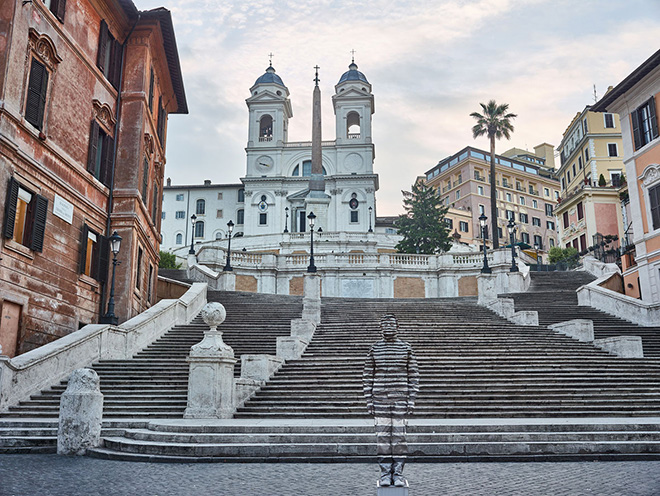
[175,233,183,245]
[259,115,273,141]
[347,111,361,139]
[215,231,223,240]
[237,209,244,225]
[194,220,204,238]
[195,199,205,215]
[292,160,327,177]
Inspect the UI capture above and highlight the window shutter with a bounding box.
[78,224,89,274]
[54,0,66,22]
[142,158,149,201]
[148,69,154,112]
[97,20,109,73]
[152,183,159,222]
[631,109,642,150]
[96,234,110,283]
[3,177,19,239]
[110,39,122,89]
[101,134,114,187]
[87,120,100,174]
[25,59,48,130]
[29,194,48,252]
[649,96,659,141]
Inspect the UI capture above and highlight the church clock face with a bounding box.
[256,155,274,172]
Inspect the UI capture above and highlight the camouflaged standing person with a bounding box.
[363,314,420,487]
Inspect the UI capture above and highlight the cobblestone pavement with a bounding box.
[1,455,659,496]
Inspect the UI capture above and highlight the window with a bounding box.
[585,148,589,161]
[175,211,185,219]
[632,97,659,150]
[216,209,223,218]
[3,178,48,252]
[215,231,223,240]
[578,156,583,170]
[544,187,550,197]
[136,246,143,289]
[176,194,184,201]
[156,96,167,146]
[577,202,584,220]
[86,120,113,187]
[583,119,588,134]
[148,265,154,303]
[567,171,571,183]
[259,213,267,225]
[580,234,587,252]
[478,204,485,215]
[141,157,149,202]
[195,199,205,215]
[455,190,460,200]
[545,204,553,216]
[41,0,67,21]
[561,177,566,190]
[151,183,159,222]
[604,113,615,128]
[237,209,244,225]
[161,211,166,220]
[532,199,538,209]
[350,210,359,223]
[650,184,660,230]
[547,220,555,230]
[519,196,525,206]
[78,224,109,282]
[217,192,223,200]
[194,221,204,238]
[506,193,512,202]
[459,221,469,232]
[607,143,618,157]
[176,233,183,244]
[478,186,484,195]
[521,232,530,244]
[498,227,503,239]
[533,235,543,249]
[97,20,122,89]
[519,213,528,223]
[259,114,273,140]
[25,58,49,130]
[554,191,559,200]
[549,238,555,248]
[506,210,514,221]
[148,67,155,113]
[563,211,569,229]
[444,218,453,229]
[532,217,541,227]
[238,189,245,203]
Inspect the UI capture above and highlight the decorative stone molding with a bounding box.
[144,134,155,157]
[365,187,375,193]
[274,190,288,197]
[244,190,253,197]
[92,100,116,136]
[28,29,62,70]
[640,163,660,187]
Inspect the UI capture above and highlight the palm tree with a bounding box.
[470,100,517,249]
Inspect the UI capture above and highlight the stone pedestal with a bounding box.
[377,481,409,495]
[302,273,321,323]
[477,274,498,305]
[184,302,237,419]
[276,336,309,360]
[57,368,103,455]
[291,318,316,341]
[594,335,644,358]
[241,354,283,381]
[219,271,236,291]
[549,319,594,343]
[305,195,331,233]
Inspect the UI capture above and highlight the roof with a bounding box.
[338,62,369,84]
[254,65,286,88]
[592,48,660,112]
[164,183,244,190]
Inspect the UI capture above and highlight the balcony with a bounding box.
[259,136,273,142]
[347,133,361,139]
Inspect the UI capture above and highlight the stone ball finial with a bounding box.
[66,368,100,393]
[201,302,226,330]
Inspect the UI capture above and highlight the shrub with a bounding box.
[159,251,181,269]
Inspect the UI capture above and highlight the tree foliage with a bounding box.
[159,251,181,269]
[394,181,451,254]
[470,100,517,249]
[548,246,578,264]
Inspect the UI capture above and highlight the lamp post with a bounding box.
[223,220,234,271]
[507,217,519,272]
[188,213,197,254]
[368,206,373,233]
[284,206,289,233]
[534,242,540,267]
[479,213,491,274]
[100,231,122,325]
[307,211,317,273]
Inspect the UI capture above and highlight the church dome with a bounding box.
[338,62,369,84]
[254,64,286,87]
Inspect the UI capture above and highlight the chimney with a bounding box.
[204,180,211,186]
[166,177,171,186]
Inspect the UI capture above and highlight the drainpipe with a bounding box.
[100,13,141,318]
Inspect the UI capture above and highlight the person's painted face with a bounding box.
[381,318,398,341]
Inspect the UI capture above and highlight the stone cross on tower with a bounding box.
[268,52,274,66]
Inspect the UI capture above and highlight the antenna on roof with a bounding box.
[593,84,598,103]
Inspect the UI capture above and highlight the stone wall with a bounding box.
[236,275,258,293]
[393,277,425,298]
[458,275,478,296]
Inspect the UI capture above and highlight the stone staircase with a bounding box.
[501,271,660,358]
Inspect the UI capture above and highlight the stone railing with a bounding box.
[578,272,660,327]
[0,283,207,412]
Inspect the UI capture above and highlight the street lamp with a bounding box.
[307,212,317,273]
[534,242,540,267]
[479,213,491,274]
[100,231,122,325]
[188,213,197,254]
[224,220,234,271]
[507,217,519,272]
[368,206,373,233]
[284,206,289,233]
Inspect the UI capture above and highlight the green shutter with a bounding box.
[97,20,109,73]
[3,177,19,239]
[25,59,48,130]
[631,109,642,150]
[29,194,48,252]
[101,134,114,187]
[78,224,90,274]
[87,120,100,175]
[649,96,659,141]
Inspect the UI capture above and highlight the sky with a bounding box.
[135,0,660,216]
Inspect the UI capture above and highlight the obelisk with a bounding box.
[305,65,330,230]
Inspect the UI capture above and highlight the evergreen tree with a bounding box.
[395,181,451,254]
